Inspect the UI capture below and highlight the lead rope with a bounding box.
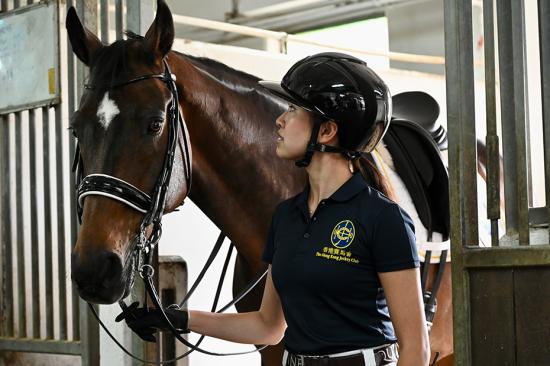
[138,232,269,357]
[90,233,268,364]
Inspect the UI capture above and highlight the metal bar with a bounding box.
[1,114,14,337]
[69,133,80,342]
[28,108,40,338]
[55,105,67,341]
[510,0,530,245]
[15,111,27,338]
[43,107,54,339]
[444,0,475,363]
[100,0,109,43]
[0,116,2,336]
[0,98,62,116]
[131,280,147,365]
[78,3,100,364]
[483,0,501,246]
[229,0,238,18]
[126,0,153,36]
[66,0,80,342]
[463,245,550,268]
[0,339,81,355]
[279,36,288,54]
[161,288,176,364]
[231,0,346,20]
[497,0,519,237]
[80,301,99,366]
[74,0,84,342]
[115,0,123,40]
[461,5,479,248]
[539,0,550,242]
[172,13,446,65]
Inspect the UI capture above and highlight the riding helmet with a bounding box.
[260,52,392,166]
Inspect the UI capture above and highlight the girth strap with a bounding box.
[420,249,448,329]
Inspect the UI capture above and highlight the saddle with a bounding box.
[391,91,448,151]
[384,91,451,331]
[383,91,450,240]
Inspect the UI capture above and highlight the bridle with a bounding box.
[73,58,267,363]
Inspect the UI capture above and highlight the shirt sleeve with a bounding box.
[371,203,420,272]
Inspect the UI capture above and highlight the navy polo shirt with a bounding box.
[262,173,419,355]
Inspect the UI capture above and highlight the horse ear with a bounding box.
[144,0,174,59]
[66,7,102,66]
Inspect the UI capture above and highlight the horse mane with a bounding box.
[179,53,287,125]
[122,31,272,94]
[125,31,142,40]
[182,54,261,84]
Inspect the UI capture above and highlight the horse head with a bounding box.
[66,0,189,304]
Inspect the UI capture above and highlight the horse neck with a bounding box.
[168,53,305,260]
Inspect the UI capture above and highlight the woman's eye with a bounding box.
[148,120,163,134]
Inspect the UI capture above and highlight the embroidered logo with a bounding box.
[330,220,355,249]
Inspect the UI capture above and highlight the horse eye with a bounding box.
[148,120,163,134]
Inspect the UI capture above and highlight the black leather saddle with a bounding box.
[392,91,448,150]
[383,91,450,241]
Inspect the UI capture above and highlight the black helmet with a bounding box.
[260,52,391,166]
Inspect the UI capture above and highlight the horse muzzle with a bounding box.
[71,249,127,304]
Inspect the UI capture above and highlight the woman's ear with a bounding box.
[317,120,339,144]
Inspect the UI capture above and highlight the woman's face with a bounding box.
[275,104,313,160]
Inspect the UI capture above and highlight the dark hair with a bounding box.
[353,157,396,201]
[312,115,395,201]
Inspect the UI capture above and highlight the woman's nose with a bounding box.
[275,112,285,129]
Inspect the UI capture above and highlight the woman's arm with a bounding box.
[378,267,430,366]
[188,266,286,345]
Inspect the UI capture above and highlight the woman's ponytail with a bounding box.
[353,156,396,201]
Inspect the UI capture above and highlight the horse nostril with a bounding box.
[72,249,126,303]
[100,251,123,288]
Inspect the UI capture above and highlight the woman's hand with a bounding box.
[115,302,189,342]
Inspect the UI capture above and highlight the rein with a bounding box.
[73,58,268,363]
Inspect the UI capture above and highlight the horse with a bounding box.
[66,1,455,364]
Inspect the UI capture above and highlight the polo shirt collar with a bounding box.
[293,173,368,212]
[329,172,369,202]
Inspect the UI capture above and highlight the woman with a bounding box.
[119,52,430,366]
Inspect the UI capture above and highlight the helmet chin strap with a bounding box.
[295,122,321,167]
[295,122,364,167]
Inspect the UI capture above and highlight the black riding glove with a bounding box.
[115,302,189,343]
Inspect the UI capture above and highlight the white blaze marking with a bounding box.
[97,92,120,129]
